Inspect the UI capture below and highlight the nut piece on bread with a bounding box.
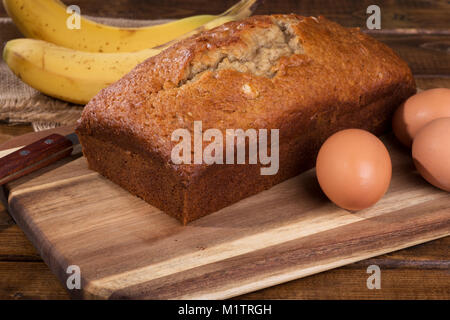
[76,15,416,224]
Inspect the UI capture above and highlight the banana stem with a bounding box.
[153,0,261,50]
[220,0,263,20]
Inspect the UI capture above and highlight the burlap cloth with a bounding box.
[0,17,171,131]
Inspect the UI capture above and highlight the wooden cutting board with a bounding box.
[1,134,449,299]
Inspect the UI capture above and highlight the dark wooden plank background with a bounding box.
[0,0,449,299]
[2,0,449,31]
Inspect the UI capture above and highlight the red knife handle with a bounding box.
[0,134,73,186]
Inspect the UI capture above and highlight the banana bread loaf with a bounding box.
[76,14,416,224]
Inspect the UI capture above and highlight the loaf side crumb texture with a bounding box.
[76,14,416,224]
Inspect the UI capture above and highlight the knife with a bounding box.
[0,132,81,186]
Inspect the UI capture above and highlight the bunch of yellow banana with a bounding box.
[3,0,259,104]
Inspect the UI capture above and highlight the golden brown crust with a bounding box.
[76,14,416,224]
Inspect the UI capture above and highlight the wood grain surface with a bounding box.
[0,0,449,300]
[1,134,449,299]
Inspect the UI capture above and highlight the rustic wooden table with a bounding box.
[0,0,449,299]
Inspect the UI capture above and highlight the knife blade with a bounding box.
[0,132,81,186]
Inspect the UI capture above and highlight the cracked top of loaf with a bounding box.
[76,14,415,161]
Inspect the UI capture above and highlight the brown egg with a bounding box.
[412,117,450,192]
[393,88,450,147]
[316,129,392,211]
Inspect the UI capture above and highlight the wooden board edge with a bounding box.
[81,232,448,300]
[7,195,81,299]
[82,226,450,299]
[189,232,450,300]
